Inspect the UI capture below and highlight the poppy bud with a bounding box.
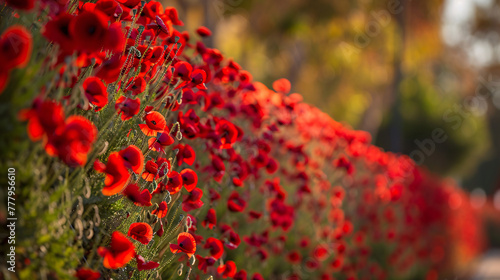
[170,122,180,135]
[176,130,182,141]
[97,141,109,156]
[85,227,94,239]
[157,222,164,237]
[147,212,152,220]
[93,205,101,226]
[129,46,141,58]
[165,192,172,203]
[177,264,183,275]
[177,92,183,105]
[190,255,196,265]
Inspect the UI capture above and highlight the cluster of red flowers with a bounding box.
[0,25,32,93]
[19,99,97,167]
[3,0,484,279]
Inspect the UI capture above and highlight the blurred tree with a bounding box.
[169,0,491,177]
[444,0,500,195]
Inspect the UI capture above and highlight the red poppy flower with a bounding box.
[187,69,207,89]
[215,119,238,149]
[128,222,153,245]
[119,145,144,173]
[135,254,159,271]
[165,171,183,194]
[202,208,217,229]
[209,154,225,182]
[266,158,279,174]
[142,157,170,181]
[180,168,198,192]
[69,10,109,52]
[225,229,241,249]
[164,7,183,25]
[122,183,152,207]
[148,131,174,153]
[174,144,195,166]
[151,201,168,218]
[45,116,97,167]
[272,78,291,94]
[287,251,301,264]
[19,99,65,141]
[140,111,166,136]
[115,96,141,121]
[117,0,140,8]
[243,232,267,247]
[196,26,212,37]
[126,76,146,95]
[250,150,268,168]
[95,0,122,20]
[142,1,164,20]
[252,273,265,280]
[333,156,354,175]
[173,61,192,81]
[147,45,164,64]
[209,188,221,202]
[104,22,126,51]
[95,53,125,83]
[227,191,247,212]
[182,187,204,212]
[234,270,247,280]
[248,211,262,220]
[0,25,32,71]
[83,77,108,111]
[256,249,268,261]
[141,160,158,182]
[42,13,75,52]
[217,260,237,278]
[98,231,135,269]
[313,245,329,261]
[75,268,100,280]
[204,237,224,260]
[335,242,346,255]
[94,152,131,196]
[330,257,343,271]
[5,0,34,10]
[170,232,196,258]
[196,255,216,273]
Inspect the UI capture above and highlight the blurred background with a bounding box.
[169,0,500,277]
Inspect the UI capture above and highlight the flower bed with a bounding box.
[0,1,484,279]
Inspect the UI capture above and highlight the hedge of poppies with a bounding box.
[0,0,484,279]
